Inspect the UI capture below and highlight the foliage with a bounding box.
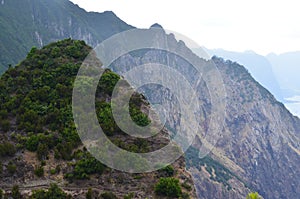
[85,188,92,199]
[0,142,16,157]
[246,192,262,199]
[185,146,235,190]
[159,165,175,177]
[154,177,182,198]
[7,161,17,174]
[181,181,192,191]
[0,39,92,162]
[100,192,118,199]
[11,185,21,199]
[0,119,10,132]
[34,165,44,177]
[65,151,106,180]
[37,143,48,161]
[98,70,120,95]
[30,184,68,199]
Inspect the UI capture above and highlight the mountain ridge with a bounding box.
[0,0,133,73]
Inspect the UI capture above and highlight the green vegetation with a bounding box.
[154,177,182,198]
[246,192,262,199]
[0,38,153,166]
[86,188,93,199]
[185,146,235,190]
[0,39,181,198]
[0,39,89,162]
[30,184,69,199]
[7,161,17,175]
[65,150,106,180]
[181,181,192,191]
[0,142,16,157]
[11,185,21,199]
[34,165,44,177]
[100,192,118,199]
[158,165,175,177]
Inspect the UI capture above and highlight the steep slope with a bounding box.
[0,0,133,73]
[110,32,300,198]
[198,48,283,102]
[0,39,196,198]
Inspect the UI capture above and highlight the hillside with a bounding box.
[0,39,196,198]
[0,0,133,74]
[197,48,283,102]
[110,31,300,198]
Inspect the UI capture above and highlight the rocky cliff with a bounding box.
[109,30,300,198]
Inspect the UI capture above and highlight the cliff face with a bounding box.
[0,0,133,73]
[109,32,300,198]
[213,57,300,198]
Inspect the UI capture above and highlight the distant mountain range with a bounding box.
[199,48,300,100]
[267,52,300,97]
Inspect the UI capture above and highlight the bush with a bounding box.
[30,183,68,199]
[0,119,10,132]
[0,142,16,157]
[66,152,105,180]
[181,181,192,191]
[26,135,39,151]
[0,189,3,199]
[155,177,182,197]
[100,192,117,199]
[37,143,48,161]
[7,161,17,174]
[12,185,21,199]
[86,188,92,199]
[159,165,175,177]
[34,165,44,177]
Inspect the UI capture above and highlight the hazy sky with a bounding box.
[70,0,300,55]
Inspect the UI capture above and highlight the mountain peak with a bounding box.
[150,23,163,29]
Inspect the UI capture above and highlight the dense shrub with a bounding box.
[155,177,182,197]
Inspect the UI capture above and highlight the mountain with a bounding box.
[110,32,300,198]
[0,39,197,198]
[1,1,299,198]
[198,48,283,102]
[0,0,133,74]
[267,51,300,97]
